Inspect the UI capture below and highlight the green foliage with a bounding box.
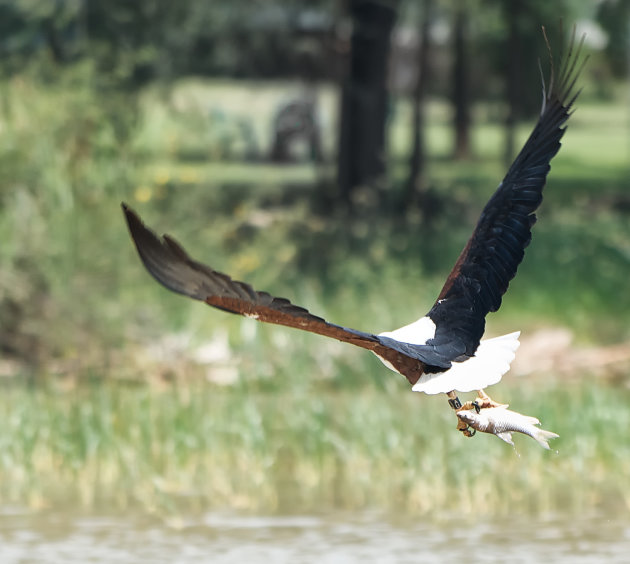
[597,0,630,78]
[0,377,628,517]
[0,64,141,361]
[0,0,341,85]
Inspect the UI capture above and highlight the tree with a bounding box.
[404,0,433,207]
[492,1,573,163]
[597,0,630,79]
[503,0,523,166]
[451,4,471,160]
[337,0,399,206]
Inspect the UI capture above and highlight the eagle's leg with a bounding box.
[447,391,476,437]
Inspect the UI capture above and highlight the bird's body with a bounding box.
[122,29,586,445]
[375,317,521,394]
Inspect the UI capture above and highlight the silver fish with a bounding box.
[456,406,559,449]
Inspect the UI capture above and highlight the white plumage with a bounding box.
[375,316,520,395]
[411,331,520,394]
[378,316,437,345]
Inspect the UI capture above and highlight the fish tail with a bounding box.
[532,428,560,450]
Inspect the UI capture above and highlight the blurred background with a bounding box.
[0,0,629,562]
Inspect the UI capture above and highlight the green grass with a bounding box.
[0,377,628,518]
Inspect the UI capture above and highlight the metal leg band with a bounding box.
[448,396,463,410]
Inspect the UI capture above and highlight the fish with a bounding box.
[456,406,559,449]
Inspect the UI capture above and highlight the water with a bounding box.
[1,508,629,563]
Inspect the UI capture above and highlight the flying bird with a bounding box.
[123,30,585,444]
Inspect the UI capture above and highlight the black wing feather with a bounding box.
[427,28,586,359]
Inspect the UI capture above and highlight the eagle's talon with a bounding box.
[473,390,508,410]
[456,414,476,437]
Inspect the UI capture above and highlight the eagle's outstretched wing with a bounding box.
[123,204,444,384]
[424,28,586,361]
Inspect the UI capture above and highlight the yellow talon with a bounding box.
[474,389,508,410]
[448,389,508,438]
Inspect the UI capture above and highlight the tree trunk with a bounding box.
[452,6,471,160]
[404,0,433,208]
[337,0,398,207]
[504,0,523,166]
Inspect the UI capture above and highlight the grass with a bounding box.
[0,376,629,518]
[0,69,629,517]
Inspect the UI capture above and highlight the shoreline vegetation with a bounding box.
[1,73,629,518]
[0,375,629,518]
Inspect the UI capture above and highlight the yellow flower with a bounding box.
[134,186,153,203]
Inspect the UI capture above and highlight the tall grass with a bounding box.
[0,377,628,518]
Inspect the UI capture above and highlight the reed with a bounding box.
[0,377,628,518]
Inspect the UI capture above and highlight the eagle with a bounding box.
[123,30,585,438]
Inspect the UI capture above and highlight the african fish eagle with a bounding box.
[122,29,585,437]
